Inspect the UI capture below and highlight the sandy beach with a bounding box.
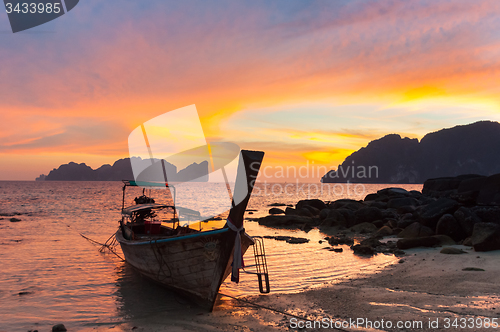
[82,245,500,332]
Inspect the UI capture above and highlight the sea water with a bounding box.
[0,181,422,331]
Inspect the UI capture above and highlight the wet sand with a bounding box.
[84,246,500,332]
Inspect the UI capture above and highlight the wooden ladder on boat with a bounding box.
[244,236,270,293]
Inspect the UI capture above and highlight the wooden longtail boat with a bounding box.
[115,150,267,311]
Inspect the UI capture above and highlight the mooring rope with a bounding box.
[217,292,351,332]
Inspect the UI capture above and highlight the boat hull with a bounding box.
[116,228,253,310]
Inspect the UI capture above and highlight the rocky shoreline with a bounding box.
[252,173,500,256]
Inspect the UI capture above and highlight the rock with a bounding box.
[286,237,310,244]
[454,207,481,237]
[397,214,417,229]
[396,205,416,214]
[248,211,254,215]
[257,215,316,227]
[371,219,385,228]
[351,244,375,256]
[462,267,485,271]
[296,208,314,217]
[463,237,473,246]
[359,238,383,247]
[373,225,393,238]
[350,222,377,234]
[296,199,327,211]
[353,207,383,225]
[471,206,500,225]
[432,235,456,246]
[329,247,343,252]
[364,193,379,201]
[476,174,500,205]
[319,209,330,220]
[336,208,355,225]
[435,214,465,242]
[327,234,354,246]
[440,247,467,254]
[377,187,410,197]
[267,236,310,244]
[9,218,21,222]
[285,207,297,215]
[268,203,287,206]
[471,222,500,252]
[457,175,487,193]
[302,205,320,216]
[398,222,434,238]
[387,197,419,209]
[396,236,440,249]
[368,201,388,209]
[269,208,285,215]
[419,197,460,229]
[422,177,462,196]
[330,199,365,211]
[319,212,347,228]
[52,324,67,332]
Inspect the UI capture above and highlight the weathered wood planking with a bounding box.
[116,229,254,310]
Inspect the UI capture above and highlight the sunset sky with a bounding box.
[1,0,500,181]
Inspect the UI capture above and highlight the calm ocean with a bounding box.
[0,181,422,332]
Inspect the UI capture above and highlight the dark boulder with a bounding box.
[422,177,462,196]
[397,236,440,249]
[476,174,500,205]
[440,247,467,254]
[319,210,347,228]
[319,208,330,220]
[364,193,379,201]
[269,208,285,215]
[257,215,316,227]
[387,197,419,209]
[350,222,377,234]
[367,201,388,209]
[377,187,410,197]
[296,199,327,211]
[419,197,460,229]
[296,208,314,217]
[285,207,298,215]
[351,244,375,255]
[302,205,320,216]
[371,219,385,228]
[52,324,67,332]
[330,199,365,211]
[435,214,466,242]
[398,222,434,238]
[471,222,500,252]
[327,234,354,246]
[336,208,356,227]
[397,213,417,229]
[373,225,393,238]
[353,207,383,225]
[471,206,500,225]
[454,207,481,237]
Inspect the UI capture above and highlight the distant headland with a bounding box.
[322,121,500,184]
[36,157,208,182]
